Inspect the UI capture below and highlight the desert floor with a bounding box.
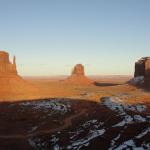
[0,76,150,149]
[0,75,150,103]
[23,75,150,104]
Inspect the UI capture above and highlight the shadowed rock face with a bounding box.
[0,51,17,76]
[134,57,150,87]
[64,64,92,85]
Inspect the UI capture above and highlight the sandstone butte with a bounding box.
[0,51,38,101]
[134,57,150,88]
[64,64,93,85]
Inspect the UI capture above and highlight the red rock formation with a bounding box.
[72,64,85,76]
[0,50,38,101]
[0,51,17,76]
[64,64,92,85]
[134,57,150,88]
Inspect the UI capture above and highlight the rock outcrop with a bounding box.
[64,64,92,85]
[0,50,38,101]
[72,64,85,76]
[133,57,150,88]
[0,51,17,76]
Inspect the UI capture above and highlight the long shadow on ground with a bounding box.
[0,98,150,150]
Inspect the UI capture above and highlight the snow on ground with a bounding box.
[129,76,144,85]
[67,120,105,150]
[29,119,106,150]
[102,96,150,150]
[68,129,105,149]
[111,131,150,150]
[101,96,147,127]
[101,96,146,114]
[28,97,150,150]
[20,99,71,115]
[135,127,150,139]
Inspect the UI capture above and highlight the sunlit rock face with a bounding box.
[0,50,38,101]
[0,51,17,76]
[72,64,85,76]
[134,57,150,88]
[64,64,92,85]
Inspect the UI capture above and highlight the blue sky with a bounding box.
[0,0,150,76]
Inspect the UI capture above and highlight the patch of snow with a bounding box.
[110,134,121,147]
[66,119,105,149]
[113,115,133,127]
[109,126,150,150]
[53,144,62,150]
[82,119,99,128]
[129,76,144,85]
[102,97,147,130]
[68,129,105,149]
[51,135,59,144]
[113,114,147,127]
[113,139,149,150]
[101,97,146,114]
[20,100,71,115]
[135,127,150,139]
[133,115,146,122]
[114,140,136,150]
[101,97,125,113]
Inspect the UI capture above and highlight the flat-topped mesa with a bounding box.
[64,64,92,85]
[134,57,150,87]
[0,51,17,76]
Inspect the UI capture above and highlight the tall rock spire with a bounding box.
[13,55,17,69]
[13,55,17,74]
[13,55,16,65]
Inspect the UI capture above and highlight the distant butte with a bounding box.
[0,51,17,76]
[0,50,37,101]
[64,64,93,85]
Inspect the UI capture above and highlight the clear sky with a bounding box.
[0,0,150,76]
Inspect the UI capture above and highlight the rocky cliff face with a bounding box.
[0,51,17,76]
[64,64,92,85]
[133,57,150,88]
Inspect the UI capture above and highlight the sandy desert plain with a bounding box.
[23,75,147,103]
